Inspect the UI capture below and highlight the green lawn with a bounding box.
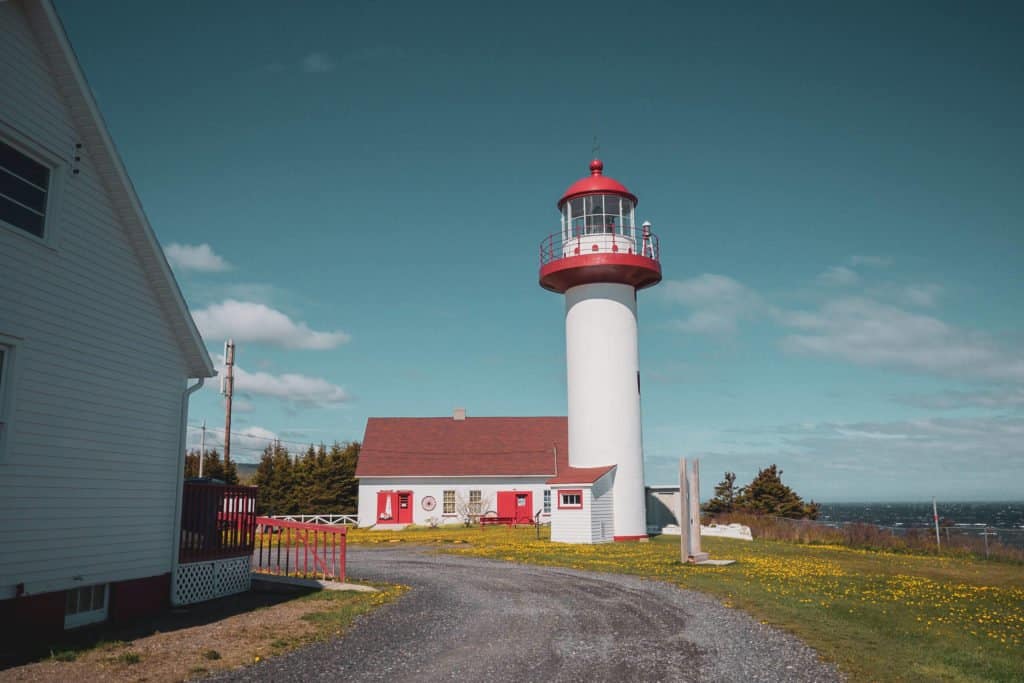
[349,526,1024,682]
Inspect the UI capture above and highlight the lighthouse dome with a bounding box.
[558,159,638,208]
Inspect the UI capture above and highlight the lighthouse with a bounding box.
[540,159,661,543]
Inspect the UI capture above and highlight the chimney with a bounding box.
[453,408,466,421]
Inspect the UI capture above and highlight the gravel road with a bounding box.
[218,546,843,682]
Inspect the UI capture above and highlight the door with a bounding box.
[377,491,394,522]
[397,492,413,524]
[497,491,533,523]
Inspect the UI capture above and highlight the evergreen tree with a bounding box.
[252,441,294,514]
[735,464,818,519]
[703,471,738,514]
[182,448,238,485]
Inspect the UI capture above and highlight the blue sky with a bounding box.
[56,1,1023,501]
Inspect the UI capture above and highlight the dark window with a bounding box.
[0,139,50,238]
[558,490,583,509]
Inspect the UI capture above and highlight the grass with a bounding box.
[350,525,1024,682]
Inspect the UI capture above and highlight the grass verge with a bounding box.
[350,525,1024,682]
[0,582,406,682]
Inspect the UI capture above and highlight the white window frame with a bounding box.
[0,334,20,458]
[543,489,551,514]
[0,122,67,248]
[442,489,456,515]
[64,583,109,629]
[468,489,482,516]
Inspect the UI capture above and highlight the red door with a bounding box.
[376,491,395,522]
[397,492,413,524]
[497,491,533,523]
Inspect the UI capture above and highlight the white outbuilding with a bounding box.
[0,0,215,639]
[356,412,616,542]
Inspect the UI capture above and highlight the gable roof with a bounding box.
[23,1,214,378]
[356,416,615,485]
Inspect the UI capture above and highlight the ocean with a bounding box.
[818,501,1024,529]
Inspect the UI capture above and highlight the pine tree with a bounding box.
[735,464,818,519]
[703,471,738,514]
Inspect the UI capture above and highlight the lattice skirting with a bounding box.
[173,556,251,606]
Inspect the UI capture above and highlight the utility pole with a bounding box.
[198,419,206,477]
[222,339,235,467]
[933,497,941,551]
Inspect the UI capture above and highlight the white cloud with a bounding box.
[895,387,1024,410]
[194,300,351,350]
[231,363,350,406]
[187,424,278,460]
[662,274,760,335]
[165,243,231,272]
[900,284,942,308]
[302,52,335,73]
[817,266,860,287]
[778,297,1024,381]
[645,415,1024,501]
[848,255,892,268]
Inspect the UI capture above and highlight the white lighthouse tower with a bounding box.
[540,159,662,542]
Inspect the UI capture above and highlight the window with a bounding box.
[543,490,551,514]
[0,138,51,238]
[442,490,456,515]
[65,584,108,629]
[469,490,482,515]
[558,490,583,510]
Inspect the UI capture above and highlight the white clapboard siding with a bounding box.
[589,472,615,543]
[0,0,191,597]
[356,477,552,528]
[550,486,595,543]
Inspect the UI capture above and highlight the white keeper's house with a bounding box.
[0,0,215,639]
[356,412,618,543]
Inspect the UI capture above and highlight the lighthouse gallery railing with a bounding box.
[539,229,660,267]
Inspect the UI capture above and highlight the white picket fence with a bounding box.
[268,514,358,526]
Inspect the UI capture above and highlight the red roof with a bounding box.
[356,416,614,484]
[557,159,638,208]
[546,465,615,486]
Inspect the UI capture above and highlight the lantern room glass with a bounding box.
[561,194,635,240]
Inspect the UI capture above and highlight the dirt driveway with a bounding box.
[214,547,843,682]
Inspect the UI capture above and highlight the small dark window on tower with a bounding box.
[637,371,641,395]
[0,139,50,238]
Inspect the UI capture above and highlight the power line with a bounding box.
[186,424,354,449]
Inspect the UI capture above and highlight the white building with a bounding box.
[356,413,615,541]
[0,0,214,637]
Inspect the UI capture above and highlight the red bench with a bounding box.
[479,516,533,527]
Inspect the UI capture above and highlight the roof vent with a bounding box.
[453,408,466,421]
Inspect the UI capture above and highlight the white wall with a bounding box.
[357,477,552,527]
[0,0,189,598]
[549,471,615,544]
[564,282,647,538]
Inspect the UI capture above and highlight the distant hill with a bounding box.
[235,462,259,483]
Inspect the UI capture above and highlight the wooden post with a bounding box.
[679,458,689,565]
[223,339,235,467]
[679,458,709,563]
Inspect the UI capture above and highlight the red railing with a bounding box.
[253,517,347,582]
[539,228,660,267]
[179,481,258,563]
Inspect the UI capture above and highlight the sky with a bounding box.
[54,0,1024,501]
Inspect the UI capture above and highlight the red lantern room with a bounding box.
[538,159,662,293]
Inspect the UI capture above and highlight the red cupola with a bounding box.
[539,159,661,293]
